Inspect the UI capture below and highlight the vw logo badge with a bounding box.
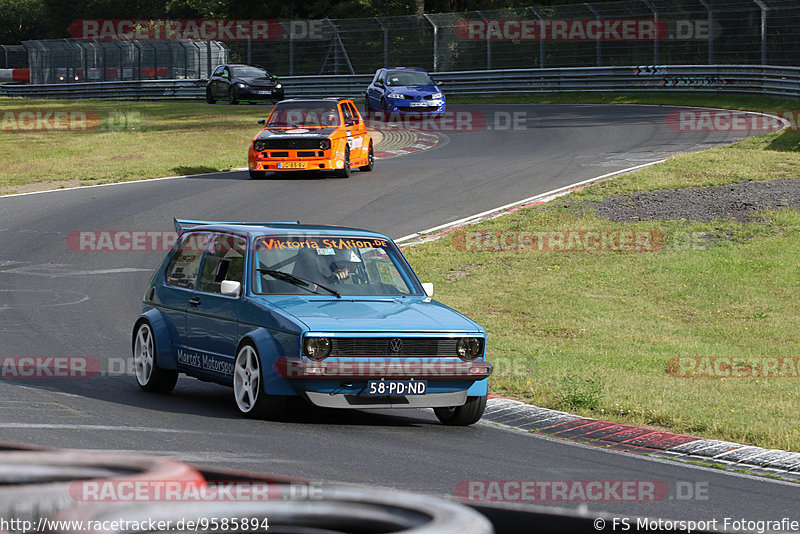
[389,338,403,353]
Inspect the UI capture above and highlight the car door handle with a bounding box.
[189,298,201,306]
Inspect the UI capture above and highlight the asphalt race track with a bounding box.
[0,104,796,524]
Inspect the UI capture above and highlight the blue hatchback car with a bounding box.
[365,67,446,114]
[132,219,491,425]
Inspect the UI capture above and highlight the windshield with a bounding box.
[267,103,340,128]
[386,70,435,87]
[231,66,270,78]
[252,235,418,296]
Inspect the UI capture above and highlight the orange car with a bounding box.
[248,98,374,179]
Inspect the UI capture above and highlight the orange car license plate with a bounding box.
[277,162,306,169]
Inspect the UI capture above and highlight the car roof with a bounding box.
[174,219,390,240]
[277,98,351,104]
[384,67,427,72]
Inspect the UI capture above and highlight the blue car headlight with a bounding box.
[386,93,406,99]
[456,338,482,361]
[304,337,331,360]
[432,92,443,99]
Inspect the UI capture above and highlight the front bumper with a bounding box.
[236,87,284,101]
[304,389,467,409]
[386,98,446,114]
[249,149,343,172]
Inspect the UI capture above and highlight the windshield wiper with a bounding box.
[257,269,341,298]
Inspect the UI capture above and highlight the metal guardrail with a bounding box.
[2,65,799,101]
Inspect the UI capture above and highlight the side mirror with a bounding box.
[433,80,444,85]
[374,80,384,87]
[257,119,265,125]
[221,280,241,297]
[421,282,434,297]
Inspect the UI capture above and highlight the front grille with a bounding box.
[330,338,459,357]
[297,151,316,157]
[402,105,439,112]
[263,139,322,149]
[268,151,289,157]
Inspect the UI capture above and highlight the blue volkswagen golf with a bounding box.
[132,219,491,425]
[365,67,446,114]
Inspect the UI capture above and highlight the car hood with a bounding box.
[258,295,482,333]
[236,76,278,86]
[256,127,338,140]
[387,85,441,96]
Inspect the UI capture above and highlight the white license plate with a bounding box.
[409,102,429,107]
[367,380,427,396]
[257,90,271,95]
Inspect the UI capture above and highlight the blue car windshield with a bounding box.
[386,70,435,87]
[252,235,419,296]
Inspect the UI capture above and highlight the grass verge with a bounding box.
[0,99,269,194]
[402,129,800,452]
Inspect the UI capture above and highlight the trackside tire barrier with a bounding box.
[0,450,204,526]
[49,484,494,534]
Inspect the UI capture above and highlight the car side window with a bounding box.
[345,102,359,123]
[165,233,211,290]
[341,104,353,125]
[373,71,383,85]
[197,234,247,295]
[212,66,224,77]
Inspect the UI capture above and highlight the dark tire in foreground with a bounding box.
[249,170,267,179]
[434,395,487,426]
[205,88,215,104]
[335,145,351,178]
[359,141,374,172]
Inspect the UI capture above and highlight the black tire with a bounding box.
[249,170,267,179]
[205,88,215,104]
[228,87,239,105]
[359,141,374,172]
[434,395,487,426]
[132,321,178,393]
[233,342,285,419]
[364,94,372,112]
[335,145,351,178]
[380,97,387,111]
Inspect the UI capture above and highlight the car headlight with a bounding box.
[456,338,482,361]
[276,83,282,89]
[254,140,267,151]
[236,82,248,89]
[432,92,443,99]
[386,93,406,99]
[303,337,331,360]
[319,139,331,150]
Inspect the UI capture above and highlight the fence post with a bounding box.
[641,0,659,65]
[584,3,602,66]
[752,0,768,65]
[375,17,389,68]
[528,7,546,68]
[476,10,491,70]
[289,25,294,75]
[697,0,713,63]
[422,14,438,72]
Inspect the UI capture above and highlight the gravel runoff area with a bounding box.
[587,177,800,222]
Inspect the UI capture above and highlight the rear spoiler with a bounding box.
[173,218,300,233]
